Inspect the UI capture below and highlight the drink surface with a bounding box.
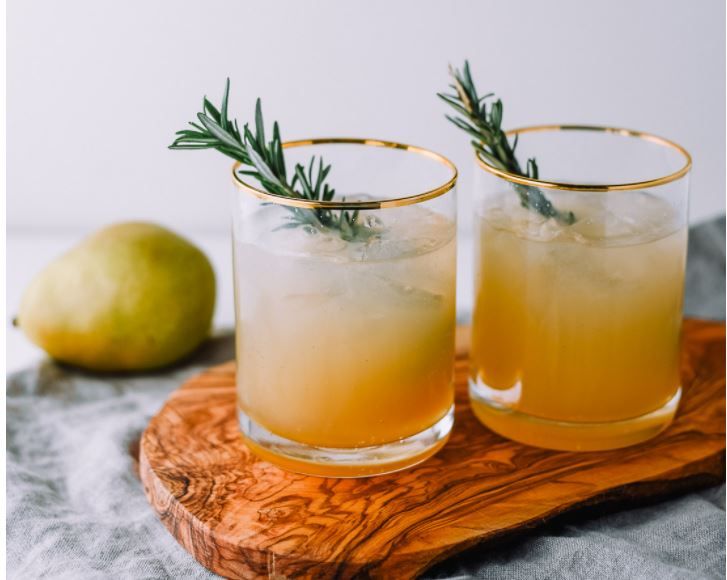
[234,204,456,448]
[472,191,687,423]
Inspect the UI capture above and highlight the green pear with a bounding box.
[18,222,216,372]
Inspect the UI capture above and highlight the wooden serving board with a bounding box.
[140,319,725,579]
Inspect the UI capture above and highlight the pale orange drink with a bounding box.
[232,139,458,476]
[469,126,691,451]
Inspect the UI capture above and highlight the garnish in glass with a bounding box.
[170,80,374,240]
[438,61,575,224]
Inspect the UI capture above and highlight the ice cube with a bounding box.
[372,274,444,308]
[351,234,443,262]
[568,191,677,245]
[349,204,455,262]
[255,215,348,259]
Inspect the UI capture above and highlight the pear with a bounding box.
[17,222,216,372]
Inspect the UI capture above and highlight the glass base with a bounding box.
[238,405,454,477]
[469,378,681,451]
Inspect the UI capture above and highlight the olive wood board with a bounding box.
[139,319,725,579]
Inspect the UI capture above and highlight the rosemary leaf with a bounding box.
[170,80,374,240]
[439,61,576,225]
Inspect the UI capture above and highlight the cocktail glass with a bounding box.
[232,138,458,476]
[469,125,691,451]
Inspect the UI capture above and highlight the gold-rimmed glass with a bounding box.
[232,138,458,476]
[469,125,691,451]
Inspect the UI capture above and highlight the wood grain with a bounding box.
[139,319,725,579]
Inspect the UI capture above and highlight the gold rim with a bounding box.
[232,137,458,209]
[475,125,692,192]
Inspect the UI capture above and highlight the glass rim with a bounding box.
[475,124,692,192]
[231,137,458,209]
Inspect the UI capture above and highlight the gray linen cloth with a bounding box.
[7,218,725,580]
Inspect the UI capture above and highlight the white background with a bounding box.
[7,0,726,370]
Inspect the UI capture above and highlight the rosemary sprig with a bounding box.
[170,79,371,240]
[438,61,575,225]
